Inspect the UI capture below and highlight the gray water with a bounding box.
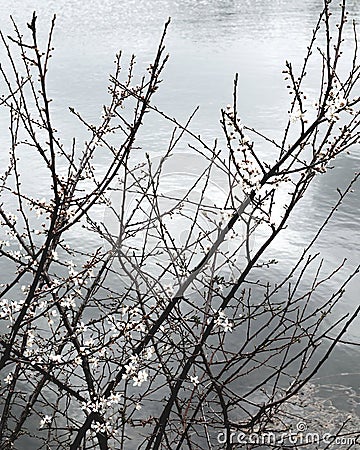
[0,0,359,446]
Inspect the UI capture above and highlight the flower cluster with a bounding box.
[4,372,13,385]
[225,107,262,194]
[214,310,233,333]
[0,298,24,322]
[121,353,151,387]
[60,295,76,309]
[132,370,149,387]
[289,107,305,123]
[49,354,62,363]
[91,420,115,436]
[108,305,149,337]
[325,79,347,122]
[217,209,232,227]
[39,415,52,429]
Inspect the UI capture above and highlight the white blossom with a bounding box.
[4,372,13,384]
[217,209,232,226]
[214,310,233,333]
[144,346,155,360]
[49,354,62,363]
[92,420,114,435]
[60,295,76,309]
[89,356,99,368]
[26,330,35,348]
[132,369,149,387]
[77,322,87,334]
[74,356,82,366]
[84,338,94,348]
[289,107,305,123]
[107,392,122,406]
[39,415,52,429]
[98,347,107,358]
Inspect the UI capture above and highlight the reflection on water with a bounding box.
[1,0,359,47]
[0,0,359,435]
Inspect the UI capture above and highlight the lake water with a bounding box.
[0,0,359,445]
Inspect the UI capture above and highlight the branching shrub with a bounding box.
[0,1,359,449]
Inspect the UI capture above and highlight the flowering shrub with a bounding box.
[0,2,359,449]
